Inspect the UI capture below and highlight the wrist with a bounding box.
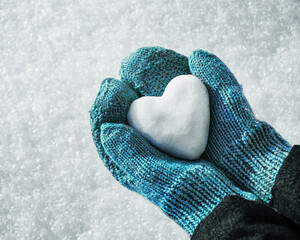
[160,163,257,235]
[237,121,292,202]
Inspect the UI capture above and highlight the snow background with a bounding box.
[1,0,299,239]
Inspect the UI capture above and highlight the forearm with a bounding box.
[191,145,300,240]
[269,145,300,225]
[191,195,300,240]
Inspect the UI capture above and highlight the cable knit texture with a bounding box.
[188,50,292,202]
[89,47,258,235]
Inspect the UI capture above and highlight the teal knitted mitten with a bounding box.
[118,47,292,203]
[188,50,292,203]
[90,60,258,235]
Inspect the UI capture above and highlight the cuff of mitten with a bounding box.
[191,195,300,240]
[269,145,300,225]
[159,163,258,236]
[160,170,235,236]
[241,122,292,203]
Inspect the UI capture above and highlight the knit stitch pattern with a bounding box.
[120,46,190,96]
[89,47,258,235]
[90,46,289,234]
[101,123,258,235]
[90,78,139,185]
[188,50,292,202]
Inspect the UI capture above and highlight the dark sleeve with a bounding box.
[269,145,300,225]
[191,145,300,240]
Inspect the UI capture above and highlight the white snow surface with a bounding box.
[127,75,210,160]
[1,0,299,239]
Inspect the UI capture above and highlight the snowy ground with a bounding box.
[1,0,299,239]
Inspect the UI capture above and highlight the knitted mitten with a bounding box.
[189,50,292,203]
[90,77,258,235]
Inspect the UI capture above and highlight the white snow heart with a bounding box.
[127,74,210,160]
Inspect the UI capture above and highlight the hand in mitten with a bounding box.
[89,47,258,235]
[188,50,292,203]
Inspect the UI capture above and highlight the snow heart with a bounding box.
[127,75,210,160]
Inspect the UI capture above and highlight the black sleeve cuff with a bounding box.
[192,145,300,240]
[269,145,300,225]
[191,195,300,240]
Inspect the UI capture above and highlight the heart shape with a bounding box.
[127,74,210,160]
